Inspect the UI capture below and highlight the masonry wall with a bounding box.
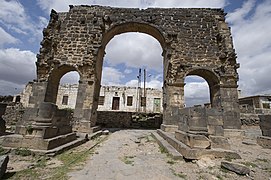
[96,111,162,129]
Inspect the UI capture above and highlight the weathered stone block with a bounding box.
[0,155,9,179]
[207,116,223,126]
[175,130,210,149]
[161,124,178,132]
[209,135,230,149]
[257,136,271,149]
[221,161,250,175]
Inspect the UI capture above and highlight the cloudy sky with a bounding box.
[0,0,270,107]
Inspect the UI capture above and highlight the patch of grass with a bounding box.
[173,172,187,179]
[159,146,168,154]
[50,149,95,179]
[49,136,107,180]
[26,125,33,134]
[35,157,47,168]
[216,174,224,180]
[256,158,268,163]
[5,168,39,180]
[122,156,135,166]
[170,168,187,179]
[220,167,230,173]
[167,160,176,165]
[14,147,31,156]
[240,161,258,168]
[0,146,9,155]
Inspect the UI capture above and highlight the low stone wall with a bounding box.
[96,111,162,129]
[259,115,271,137]
[2,103,25,126]
[178,107,224,136]
[240,113,260,126]
[0,103,7,134]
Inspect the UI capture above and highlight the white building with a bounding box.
[21,83,163,113]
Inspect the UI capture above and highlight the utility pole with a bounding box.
[136,68,142,112]
[143,69,146,113]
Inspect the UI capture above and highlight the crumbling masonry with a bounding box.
[2,5,241,151]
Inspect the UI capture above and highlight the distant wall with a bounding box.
[96,111,162,129]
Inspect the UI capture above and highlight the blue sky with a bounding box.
[0,0,271,106]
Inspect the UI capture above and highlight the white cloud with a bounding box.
[0,0,47,43]
[227,0,271,96]
[60,71,80,84]
[124,69,132,74]
[0,80,25,96]
[37,0,226,13]
[0,48,36,95]
[105,33,163,73]
[184,81,210,107]
[101,66,125,86]
[125,79,162,89]
[0,27,19,47]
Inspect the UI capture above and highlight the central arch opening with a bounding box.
[95,23,165,129]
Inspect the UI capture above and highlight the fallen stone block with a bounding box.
[175,130,210,149]
[221,161,250,175]
[257,136,271,149]
[209,135,230,149]
[0,155,9,179]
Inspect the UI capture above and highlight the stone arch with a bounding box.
[92,22,167,117]
[30,6,241,131]
[44,65,81,104]
[95,22,167,84]
[185,68,220,108]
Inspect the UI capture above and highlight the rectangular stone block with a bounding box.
[207,116,223,126]
[175,130,210,149]
[209,135,230,149]
[257,136,271,149]
[161,124,178,132]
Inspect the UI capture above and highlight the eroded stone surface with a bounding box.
[25,5,240,131]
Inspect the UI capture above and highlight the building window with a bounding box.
[98,96,105,105]
[127,96,133,106]
[141,97,146,107]
[62,95,68,105]
[263,103,270,109]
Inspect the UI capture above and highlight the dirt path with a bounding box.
[68,129,181,180]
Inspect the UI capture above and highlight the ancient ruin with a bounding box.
[1,5,241,153]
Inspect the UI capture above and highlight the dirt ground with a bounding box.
[2,127,271,180]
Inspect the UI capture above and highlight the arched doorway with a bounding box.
[56,71,80,109]
[185,68,220,108]
[184,75,210,107]
[91,22,167,124]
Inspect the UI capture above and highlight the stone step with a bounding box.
[157,129,240,160]
[151,131,183,160]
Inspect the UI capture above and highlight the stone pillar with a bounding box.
[73,80,97,132]
[0,103,7,135]
[220,86,241,129]
[28,81,49,108]
[162,81,185,132]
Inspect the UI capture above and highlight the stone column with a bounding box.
[73,79,97,132]
[219,86,241,129]
[161,81,185,132]
[28,81,49,108]
[0,103,7,135]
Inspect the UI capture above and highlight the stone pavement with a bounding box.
[68,129,180,180]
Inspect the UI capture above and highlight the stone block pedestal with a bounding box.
[160,124,178,132]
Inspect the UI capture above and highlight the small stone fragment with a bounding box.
[102,130,109,135]
[221,161,250,175]
[0,155,9,179]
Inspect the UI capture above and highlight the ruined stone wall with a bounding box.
[31,5,240,130]
[178,106,224,136]
[96,111,162,129]
[37,6,238,84]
